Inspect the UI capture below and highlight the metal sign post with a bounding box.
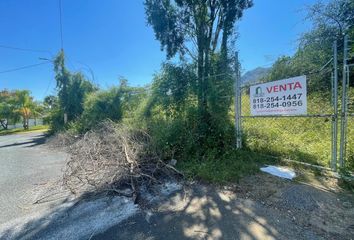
[339,35,349,168]
[235,52,242,149]
[331,40,338,171]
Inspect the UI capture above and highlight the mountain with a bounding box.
[241,67,270,86]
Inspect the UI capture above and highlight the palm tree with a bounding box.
[30,101,44,126]
[13,90,33,130]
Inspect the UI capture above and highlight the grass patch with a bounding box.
[0,125,49,136]
[178,89,354,183]
[177,149,277,184]
[239,90,354,171]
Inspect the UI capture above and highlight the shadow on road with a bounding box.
[92,185,299,240]
[0,185,285,240]
[0,192,133,240]
[92,178,354,240]
[93,185,283,240]
[1,176,353,240]
[0,134,46,149]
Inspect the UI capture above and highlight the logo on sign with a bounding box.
[253,87,264,97]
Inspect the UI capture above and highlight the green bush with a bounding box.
[46,107,65,134]
[147,116,196,159]
[79,88,122,132]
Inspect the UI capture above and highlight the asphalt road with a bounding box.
[0,131,140,240]
[0,132,67,224]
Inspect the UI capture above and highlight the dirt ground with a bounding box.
[232,170,354,239]
[94,168,354,240]
[1,133,353,240]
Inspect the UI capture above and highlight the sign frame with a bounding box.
[250,76,307,116]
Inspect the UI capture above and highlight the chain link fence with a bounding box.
[234,36,354,172]
[239,74,334,169]
[339,35,354,171]
[347,87,354,170]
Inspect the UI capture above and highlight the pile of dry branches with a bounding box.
[63,121,180,198]
[46,132,78,150]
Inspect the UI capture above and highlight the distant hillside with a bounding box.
[241,67,270,86]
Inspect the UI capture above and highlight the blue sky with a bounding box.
[0,0,318,100]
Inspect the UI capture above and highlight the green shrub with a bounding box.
[147,116,195,159]
[79,88,122,132]
[47,107,65,134]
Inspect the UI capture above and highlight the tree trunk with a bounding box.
[197,45,204,116]
[23,117,29,130]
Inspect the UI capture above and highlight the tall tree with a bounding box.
[53,51,96,124]
[145,0,252,138]
[43,95,58,110]
[66,72,96,120]
[0,90,22,129]
[265,0,354,90]
[13,90,33,130]
[54,50,71,123]
[0,90,12,129]
[30,101,44,126]
[0,102,13,130]
[306,0,354,38]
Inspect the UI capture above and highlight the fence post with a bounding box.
[235,52,242,149]
[331,40,338,171]
[339,35,349,168]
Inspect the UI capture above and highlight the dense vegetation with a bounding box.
[245,0,354,171]
[43,0,354,176]
[22,0,352,182]
[0,90,45,130]
[262,0,354,91]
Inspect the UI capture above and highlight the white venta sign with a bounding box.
[250,76,307,116]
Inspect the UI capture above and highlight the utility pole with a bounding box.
[58,0,66,124]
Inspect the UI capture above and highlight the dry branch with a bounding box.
[62,120,179,196]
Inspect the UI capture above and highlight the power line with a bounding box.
[43,78,54,97]
[0,62,49,74]
[0,44,52,54]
